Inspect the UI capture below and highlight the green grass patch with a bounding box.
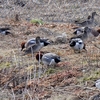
[30,19,44,25]
[0,62,11,69]
[46,68,56,75]
[78,70,100,83]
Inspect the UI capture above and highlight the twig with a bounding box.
[38,51,41,81]
[11,88,16,100]
[12,49,18,68]
[93,44,100,49]
[26,89,33,100]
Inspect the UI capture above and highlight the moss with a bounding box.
[5,62,10,66]
[46,68,56,75]
[30,19,44,25]
[0,62,11,69]
[83,75,96,82]
[79,70,100,83]
[26,65,34,70]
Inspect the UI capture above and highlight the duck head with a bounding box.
[36,52,43,61]
[97,29,100,34]
[36,36,41,44]
[92,12,98,16]
[21,42,26,51]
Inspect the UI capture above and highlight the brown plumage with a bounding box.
[71,27,89,42]
[21,42,26,51]
[74,12,98,26]
[91,29,100,37]
[97,29,100,34]
[36,52,43,61]
[71,27,100,43]
[36,51,49,61]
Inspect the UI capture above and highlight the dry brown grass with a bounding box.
[0,20,100,100]
[0,0,100,100]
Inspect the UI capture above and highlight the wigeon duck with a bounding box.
[72,27,100,42]
[0,27,11,35]
[23,36,49,55]
[21,37,50,51]
[69,38,86,53]
[71,27,89,42]
[36,52,61,66]
[75,12,98,26]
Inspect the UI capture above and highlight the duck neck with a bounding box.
[36,39,40,44]
[83,31,88,39]
[36,36,41,44]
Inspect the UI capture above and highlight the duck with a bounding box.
[21,37,50,51]
[72,27,100,42]
[71,27,89,42]
[69,38,86,53]
[23,36,49,55]
[74,12,98,26]
[0,27,11,35]
[36,52,61,66]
